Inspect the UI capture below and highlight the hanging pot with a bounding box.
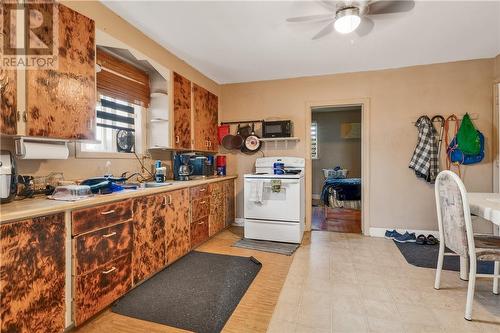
[242,123,262,154]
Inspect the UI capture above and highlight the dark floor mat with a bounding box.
[394,241,494,274]
[112,251,262,333]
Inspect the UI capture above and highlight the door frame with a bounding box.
[305,98,370,235]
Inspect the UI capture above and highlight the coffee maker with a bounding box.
[0,150,17,203]
[173,154,193,181]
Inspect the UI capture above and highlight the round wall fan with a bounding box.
[286,0,415,39]
[116,129,135,153]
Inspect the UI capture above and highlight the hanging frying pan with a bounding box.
[242,123,262,153]
[221,125,236,150]
[228,124,244,149]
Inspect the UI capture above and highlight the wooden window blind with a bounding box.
[96,48,150,107]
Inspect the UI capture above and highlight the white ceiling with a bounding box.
[102,1,500,84]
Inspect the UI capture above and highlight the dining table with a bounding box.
[466,192,500,281]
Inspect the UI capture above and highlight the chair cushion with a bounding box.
[474,235,500,261]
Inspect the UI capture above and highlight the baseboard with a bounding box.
[232,218,245,227]
[312,194,321,200]
[369,227,439,239]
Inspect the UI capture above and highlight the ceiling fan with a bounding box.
[286,0,415,39]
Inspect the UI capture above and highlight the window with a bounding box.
[311,121,319,159]
[80,95,142,155]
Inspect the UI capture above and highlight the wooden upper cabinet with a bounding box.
[132,194,167,285]
[173,72,192,149]
[25,3,96,139]
[193,84,218,152]
[0,69,17,135]
[0,213,66,333]
[166,188,191,264]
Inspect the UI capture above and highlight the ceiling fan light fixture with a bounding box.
[334,7,361,34]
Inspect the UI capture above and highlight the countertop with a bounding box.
[0,176,237,223]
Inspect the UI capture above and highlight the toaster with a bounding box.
[0,150,17,203]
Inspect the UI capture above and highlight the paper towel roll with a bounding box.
[18,141,69,159]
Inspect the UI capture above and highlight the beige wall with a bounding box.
[6,1,221,180]
[221,59,495,232]
[312,109,361,195]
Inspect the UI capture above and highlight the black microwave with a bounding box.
[262,120,292,138]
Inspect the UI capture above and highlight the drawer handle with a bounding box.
[101,210,116,216]
[168,195,172,205]
[103,232,116,238]
[102,267,116,274]
[197,221,204,225]
[176,135,180,143]
[199,188,206,192]
[200,200,206,204]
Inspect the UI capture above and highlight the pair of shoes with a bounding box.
[416,234,439,245]
[384,229,402,240]
[393,232,417,243]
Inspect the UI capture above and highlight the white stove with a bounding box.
[243,157,305,243]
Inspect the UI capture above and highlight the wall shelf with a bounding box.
[258,137,300,142]
[258,137,299,149]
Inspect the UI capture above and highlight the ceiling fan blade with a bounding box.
[312,21,334,40]
[286,14,333,23]
[356,17,374,37]
[368,0,415,15]
[318,1,337,11]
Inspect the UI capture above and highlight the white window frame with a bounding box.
[76,95,146,159]
[311,121,319,160]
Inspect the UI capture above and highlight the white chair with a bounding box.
[434,170,500,320]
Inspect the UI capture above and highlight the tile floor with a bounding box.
[268,231,500,333]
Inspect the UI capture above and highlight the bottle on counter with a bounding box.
[155,160,166,183]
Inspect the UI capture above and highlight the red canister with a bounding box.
[216,155,227,176]
[216,155,226,167]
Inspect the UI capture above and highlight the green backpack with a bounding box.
[457,113,480,155]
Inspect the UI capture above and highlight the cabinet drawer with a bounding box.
[72,200,132,235]
[74,254,132,325]
[74,221,132,276]
[191,197,210,221]
[190,185,209,199]
[190,217,209,249]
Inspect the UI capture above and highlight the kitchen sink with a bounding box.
[143,182,173,188]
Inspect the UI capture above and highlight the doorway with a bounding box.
[310,105,362,233]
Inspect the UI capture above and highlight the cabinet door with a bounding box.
[224,180,235,227]
[191,217,209,248]
[193,83,210,151]
[132,194,167,284]
[209,182,225,236]
[26,3,96,139]
[207,92,219,152]
[0,213,65,333]
[166,189,191,264]
[173,72,192,149]
[75,254,132,325]
[0,69,17,135]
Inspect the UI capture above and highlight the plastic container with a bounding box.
[273,162,285,175]
[49,185,92,201]
[323,168,348,179]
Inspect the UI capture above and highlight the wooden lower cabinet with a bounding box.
[209,182,225,236]
[224,180,235,227]
[191,217,209,248]
[74,221,132,276]
[166,189,191,264]
[132,195,167,284]
[0,213,65,333]
[74,254,132,325]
